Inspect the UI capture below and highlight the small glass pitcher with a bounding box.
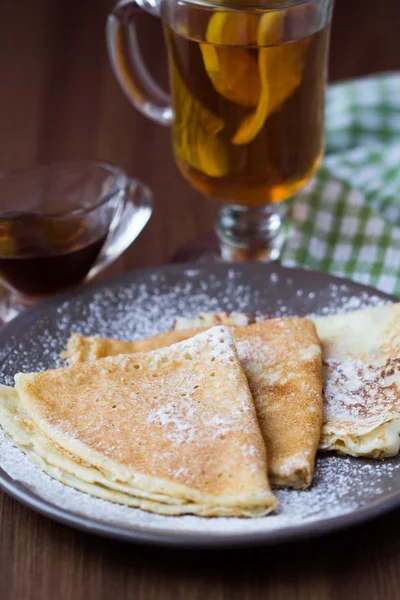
[0,160,152,322]
[107,0,334,261]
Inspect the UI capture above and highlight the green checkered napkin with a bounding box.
[281,73,400,295]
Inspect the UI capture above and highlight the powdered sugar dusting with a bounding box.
[323,358,400,430]
[0,265,397,542]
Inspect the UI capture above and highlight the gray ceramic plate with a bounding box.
[0,263,398,548]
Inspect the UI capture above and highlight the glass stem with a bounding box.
[215,203,287,262]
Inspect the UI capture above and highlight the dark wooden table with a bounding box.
[1,1,400,598]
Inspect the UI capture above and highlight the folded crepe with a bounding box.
[312,303,400,458]
[180,308,400,458]
[173,316,323,490]
[61,312,254,364]
[63,316,323,490]
[1,327,276,517]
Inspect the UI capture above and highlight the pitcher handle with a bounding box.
[88,178,153,280]
[106,0,173,126]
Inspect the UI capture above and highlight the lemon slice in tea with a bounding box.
[232,12,310,145]
[168,37,229,177]
[200,13,261,107]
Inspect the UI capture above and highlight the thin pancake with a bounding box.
[0,384,268,516]
[61,312,257,365]
[183,308,400,458]
[312,303,400,458]
[61,329,204,364]
[15,327,277,516]
[63,318,323,489]
[174,317,323,489]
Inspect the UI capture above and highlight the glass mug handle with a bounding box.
[88,178,153,279]
[106,0,173,126]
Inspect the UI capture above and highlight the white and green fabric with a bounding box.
[282,73,400,295]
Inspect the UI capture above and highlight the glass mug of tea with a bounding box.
[0,160,152,322]
[107,0,333,261]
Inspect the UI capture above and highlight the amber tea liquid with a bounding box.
[166,16,329,207]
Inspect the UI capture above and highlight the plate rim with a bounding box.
[3,464,400,548]
[0,262,398,548]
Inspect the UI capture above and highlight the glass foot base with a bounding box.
[172,204,287,264]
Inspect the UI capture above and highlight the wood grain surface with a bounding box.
[1,1,400,599]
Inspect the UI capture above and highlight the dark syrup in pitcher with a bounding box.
[0,213,107,296]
